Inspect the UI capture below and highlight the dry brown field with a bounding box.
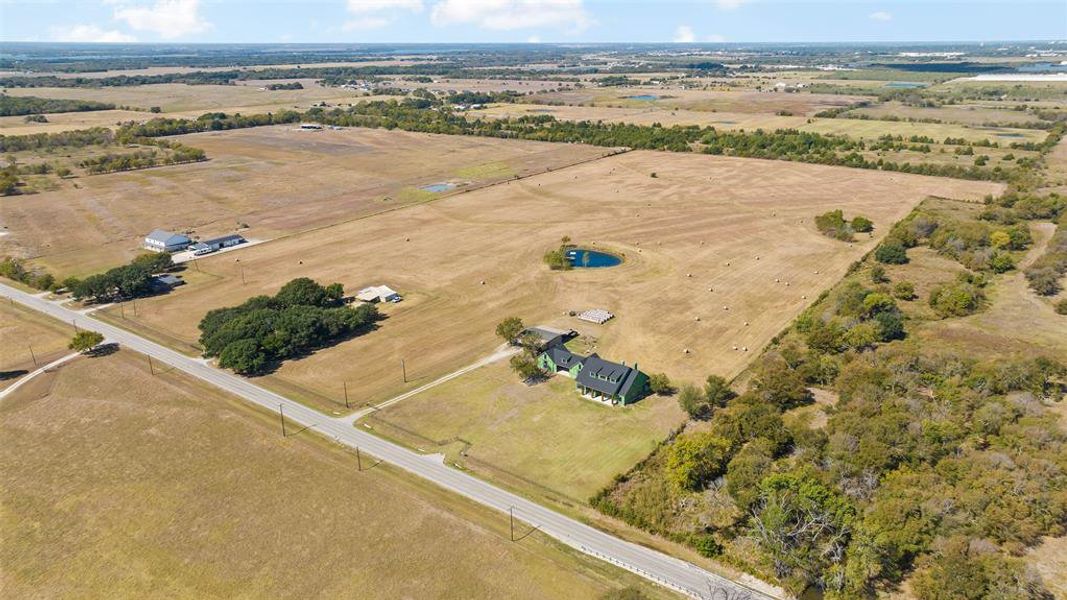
[0,126,612,275]
[473,102,1046,143]
[385,77,572,94]
[99,148,1001,411]
[0,301,72,389]
[847,100,1054,127]
[3,82,368,113]
[0,108,154,135]
[529,86,869,116]
[0,59,431,80]
[0,348,670,600]
[917,221,1067,361]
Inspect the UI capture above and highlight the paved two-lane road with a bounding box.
[0,282,776,600]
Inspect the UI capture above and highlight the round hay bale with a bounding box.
[694,316,700,321]
[683,348,691,354]
[481,280,486,285]
[723,305,729,311]
[686,273,692,278]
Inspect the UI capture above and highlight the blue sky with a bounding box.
[1,1,1063,44]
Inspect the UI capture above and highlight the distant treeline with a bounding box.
[114,100,1063,183]
[0,94,115,116]
[265,81,303,90]
[1,62,669,89]
[0,127,207,193]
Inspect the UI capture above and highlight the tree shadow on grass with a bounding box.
[86,343,119,358]
[0,369,29,381]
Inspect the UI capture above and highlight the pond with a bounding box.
[567,248,622,268]
[626,94,659,101]
[421,182,456,193]
[884,82,926,89]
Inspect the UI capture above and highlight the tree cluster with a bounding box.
[198,278,378,376]
[814,210,873,241]
[67,252,175,303]
[0,94,115,116]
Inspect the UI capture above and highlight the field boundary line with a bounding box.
[0,352,80,401]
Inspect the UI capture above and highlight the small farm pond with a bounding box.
[626,94,659,101]
[567,248,622,268]
[421,182,457,193]
[884,82,926,89]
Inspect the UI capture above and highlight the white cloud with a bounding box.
[869,10,893,21]
[343,16,391,30]
[112,0,211,39]
[673,25,695,43]
[50,24,136,43]
[713,0,749,10]
[431,0,592,32]
[344,0,423,30]
[346,0,423,14]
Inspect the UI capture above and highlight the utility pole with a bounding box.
[73,319,78,333]
[240,265,246,285]
[28,345,37,367]
[147,355,155,375]
[356,447,363,471]
[343,381,350,409]
[401,358,407,383]
[510,506,515,542]
[120,302,125,318]
[278,404,287,437]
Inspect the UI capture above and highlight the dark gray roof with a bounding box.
[545,345,585,370]
[202,234,245,245]
[576,354,639,398]
[152,274,184,287]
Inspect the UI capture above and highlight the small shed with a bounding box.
[357,285,401,303]
[151,274,185,290]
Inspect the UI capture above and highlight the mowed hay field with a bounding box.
[0,126,612,275]
[474,103,1046,144]
[104,149,1002,410]
[0,349,672,600]
[363,361,688,503]
[3,82,367,113]
[0,301,72,389]
[529,86,868,116]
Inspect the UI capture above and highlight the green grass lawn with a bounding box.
[362,361,687,503]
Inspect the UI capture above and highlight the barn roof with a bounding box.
[576,355,640,397]
[145,229,190,245]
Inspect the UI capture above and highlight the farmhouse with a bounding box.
[537,343,648,406]
[143,229,192,253]
[190,234,246,256]
[357,285,401,303]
